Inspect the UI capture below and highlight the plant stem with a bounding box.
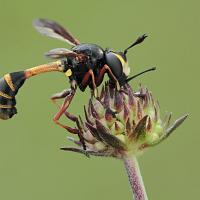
[123,156,148,200]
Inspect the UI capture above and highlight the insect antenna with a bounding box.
[124,34,147,55]
[126,67,156,83]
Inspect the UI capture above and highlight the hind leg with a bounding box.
[51,88,86,149]
[51,88,77,132]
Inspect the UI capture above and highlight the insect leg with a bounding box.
[96,64,120,90]
[51,89,86,149]
[80,69,98,97]
[52,89,77,131]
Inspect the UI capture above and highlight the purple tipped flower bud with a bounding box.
[61,83,188,159]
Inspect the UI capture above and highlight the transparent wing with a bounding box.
[45,48,77,59]
[45,48,88,63]
[33,19,80,46]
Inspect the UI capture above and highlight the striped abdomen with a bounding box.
[0,71,26,119]
[0,61,64,120]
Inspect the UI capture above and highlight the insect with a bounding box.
[0,19,155,133]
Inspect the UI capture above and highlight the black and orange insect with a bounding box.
[0,19,155,133]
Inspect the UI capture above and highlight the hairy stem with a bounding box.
[123,156,148,200]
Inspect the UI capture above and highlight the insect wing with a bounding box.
[45,48,77,59]
[33,19,80,46]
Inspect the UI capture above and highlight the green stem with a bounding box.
[123,156,148,200]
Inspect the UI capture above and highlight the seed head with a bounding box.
[61,83,188,159]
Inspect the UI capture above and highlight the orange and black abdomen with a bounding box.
[0,71,26,119]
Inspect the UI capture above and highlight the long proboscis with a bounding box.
[126,67,156,83]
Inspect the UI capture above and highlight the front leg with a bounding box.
[96,64,120,90]
[80,69,98,97]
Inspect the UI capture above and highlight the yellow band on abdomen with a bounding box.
[0,91,12,99]
[4,74,15,92]
[0,104,13,108]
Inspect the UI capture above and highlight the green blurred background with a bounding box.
[0,0,198,199]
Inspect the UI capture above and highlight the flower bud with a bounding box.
[61,83,188,159]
